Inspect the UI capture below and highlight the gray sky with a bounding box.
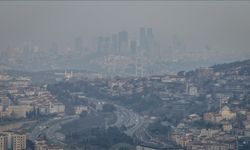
[0,1,250,58]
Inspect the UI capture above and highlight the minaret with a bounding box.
[70,71,73,78]
[64,70,67,78]
[186,82,189,94]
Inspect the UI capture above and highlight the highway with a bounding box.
[29,96,172,148]
[86,97,169,148]
[28,115,79,143]
[85,97,145,137]
[111,104,145,136]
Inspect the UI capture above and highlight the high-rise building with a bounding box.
[0,131,27,150]
[118,30,128,53]
[146,28,154,51]
[3,131,13,150]
[111,34,118,53]
[103,37,111,53]
[139,27,147,51]
[0,133,7,150]
[139,27,154,52]
[11,132,26,150]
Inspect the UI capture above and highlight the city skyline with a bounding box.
[1,1,250,150]
[0,1,250,61]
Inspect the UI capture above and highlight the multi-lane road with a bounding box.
[109,100,176,148]
[28,115,79,143]
[85,97,173,148]
[28,97,172,148]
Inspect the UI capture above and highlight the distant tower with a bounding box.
[139,27,146,51]
[147,28,154,51]
[118,30,129,53]
[103,37,111,53]
[111,34,118,53]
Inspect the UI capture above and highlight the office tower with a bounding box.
[74,36,84,52]
[111,34,118,53]
[0,133,7,150]
[118,30,128,53]
[139,27,155,52]
[139,27,146,51]
[147,28,154,51]
[130,40,137,53]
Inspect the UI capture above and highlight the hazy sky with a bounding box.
[0,1,250,58]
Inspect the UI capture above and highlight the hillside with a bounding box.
[212,59,250,75]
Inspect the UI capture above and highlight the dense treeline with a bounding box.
[65,127,134,150]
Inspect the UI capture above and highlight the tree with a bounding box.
[102,104,116,113]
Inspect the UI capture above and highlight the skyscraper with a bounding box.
[139,27,146,51]
[147,28,154,51]
[111,34,118,53]
[103,37,111,53]
[118,30,128,53]
[139,27,154,52]
[97,36,111,53]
